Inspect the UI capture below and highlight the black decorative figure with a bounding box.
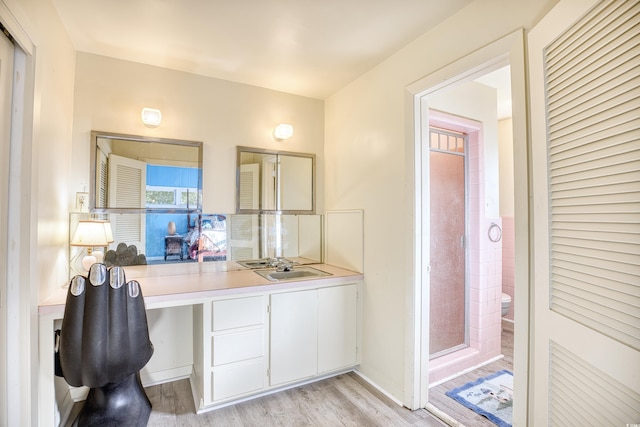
[59,264,154,426]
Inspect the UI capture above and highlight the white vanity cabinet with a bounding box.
[317,284,358,373]
[269,283,358,387]
[269,289,318,385]
[192,281,359,412]
[192,294,268,408]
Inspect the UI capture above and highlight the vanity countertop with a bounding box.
[38,262,363,317]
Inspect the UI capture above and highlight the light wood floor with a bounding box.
[66,323,513,426]
[427,321,515,427]
[145,372,447,427]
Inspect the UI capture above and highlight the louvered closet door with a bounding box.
[108,153,146,251]
[529,0,640,424]
[231,163,260,260]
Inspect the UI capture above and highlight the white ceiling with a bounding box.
[51,0,473,100]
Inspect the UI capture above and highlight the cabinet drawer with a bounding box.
[213,329,264,366]
[212,360,265,401]
[212,296,264,331]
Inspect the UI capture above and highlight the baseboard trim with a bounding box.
[141,365,192,387]
[351,369,405,407]
[193,367,356,414]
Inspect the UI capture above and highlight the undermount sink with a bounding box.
[238,258,296,269]
[254,266,331,282]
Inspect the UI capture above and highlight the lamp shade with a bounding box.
[102,221,114,243]
[70,220,110,247]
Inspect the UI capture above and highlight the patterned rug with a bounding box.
[445,370,513,427]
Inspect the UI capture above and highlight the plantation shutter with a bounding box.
[108,154,146,250]
[97,149,108,208]
[545,0,640,351]
[238,163,259,211]
[227,214,259,261]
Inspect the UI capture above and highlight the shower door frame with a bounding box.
[427,126,470,359]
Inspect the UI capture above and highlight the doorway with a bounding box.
[421,63,515,422]
[405,30,530,422]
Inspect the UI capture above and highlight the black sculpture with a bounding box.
[104,242,147,267]
[59,264,154,426]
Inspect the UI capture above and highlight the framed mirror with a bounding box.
[69,211,323,277]
[90,131,203,212]
[236,146,315,214]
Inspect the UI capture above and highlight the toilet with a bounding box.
[501,293,512,317]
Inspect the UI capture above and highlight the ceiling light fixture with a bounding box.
[141,108,162,128]
[273,123,293,141]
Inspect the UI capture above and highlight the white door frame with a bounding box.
[0,22,14,427]
[404,30,531,425]
[0,5,37,425]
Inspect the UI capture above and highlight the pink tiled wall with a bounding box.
[429,128,503,385]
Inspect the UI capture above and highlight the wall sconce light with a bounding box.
[273,123,293,141]
[70,220,114,271]
[141,107,162,128]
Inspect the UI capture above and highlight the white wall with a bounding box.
[325,0,558,403]
[70,52,325,216]
[428,81,499,217]
[1,0,76,424]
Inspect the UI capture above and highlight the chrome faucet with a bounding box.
[275,260,293,272]
[267,257,281,268]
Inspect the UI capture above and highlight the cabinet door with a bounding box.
[269,289,318,386]
[318,284,358,373]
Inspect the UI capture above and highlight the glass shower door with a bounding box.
[429,128,468,358]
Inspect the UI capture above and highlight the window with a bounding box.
[146,185,199,209]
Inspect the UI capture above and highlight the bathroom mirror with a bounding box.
[90,131,203,211]
[69,211,323,277]
[236,146,315,214]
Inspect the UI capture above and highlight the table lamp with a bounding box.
[70,220,114,271]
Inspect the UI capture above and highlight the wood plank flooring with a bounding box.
[65,322,513,426]
[145,372,447,427]
[427,321,515,427]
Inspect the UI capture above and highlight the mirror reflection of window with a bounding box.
[91,132,203,211]
[145,165,200,209]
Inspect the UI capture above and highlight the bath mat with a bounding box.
[445,370,513,427]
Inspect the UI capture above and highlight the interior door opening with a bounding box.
[412,57,520,423]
